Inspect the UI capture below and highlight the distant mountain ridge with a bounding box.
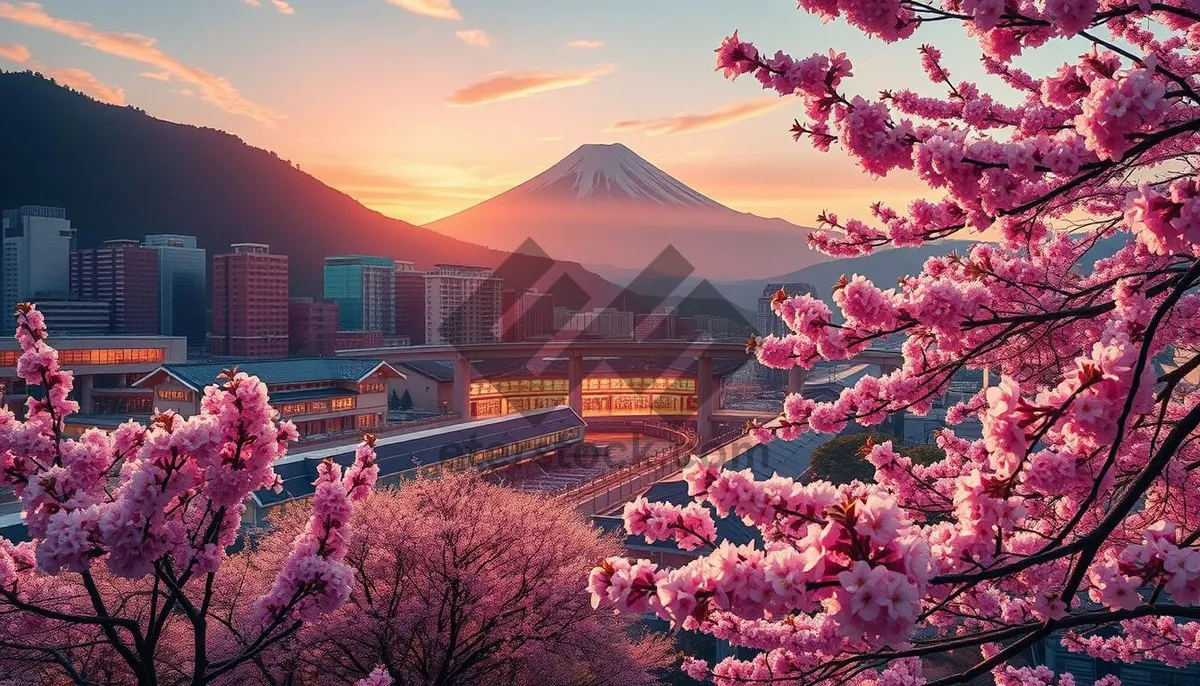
[0,71,619,303]
[712,233,1132,314]
[428,143,825,282]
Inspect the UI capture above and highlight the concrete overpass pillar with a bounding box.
[697,354,714,447]
[453,357,471,419]
[78,375,94,414]
[787,366,807,396]
[568,353,584,415]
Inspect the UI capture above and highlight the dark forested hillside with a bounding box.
[0,71,617,301]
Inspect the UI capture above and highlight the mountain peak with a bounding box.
[511,142,724,209]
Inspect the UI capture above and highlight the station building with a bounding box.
[244,405,585,525]
[395,356,746,420]
[134,358,404,439]
[0,335,188,425]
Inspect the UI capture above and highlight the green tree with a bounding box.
[388,389,402,411]
[398,389,414,411]
[808,432,944,484]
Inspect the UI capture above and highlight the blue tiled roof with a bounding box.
[722,432,826,481]
[143,359,396,391]
[400,361,455,383]
[257,406,586,508]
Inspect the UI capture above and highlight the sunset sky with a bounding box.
[0,1,1079,229]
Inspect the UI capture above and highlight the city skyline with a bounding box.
[0,0,1080,234]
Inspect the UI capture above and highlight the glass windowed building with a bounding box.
[324,255,396,335]
[143,234,207,346]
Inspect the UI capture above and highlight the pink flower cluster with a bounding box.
[638,0,1200,681]
[1125,175,1200,256]
[591,461,932,652]
[0,304,383,678]
[254,440,378,623]
[1075,67,1168,161]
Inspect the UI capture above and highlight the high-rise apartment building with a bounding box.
[501,289,555,342]
[143,234,207,346]
[71,239,160,334]
[554,308,635,339]
[2,206,76,316]
[210,243,289,357]
[324,255,396,335]
[288,297,339,357]
[424,265,502,345]
[394,261,426,346]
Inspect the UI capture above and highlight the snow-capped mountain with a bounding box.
[427,143,824,281]
[515,143,723,208]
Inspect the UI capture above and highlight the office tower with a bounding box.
[2,205,76,316]
[143,234,207,345]
[394,261,426,346]
[324,255,396,335]
[71,239,160,334]
[289,297,339,357]
[424,265,502,345]
[210,243,289,357]
[501,289,555,342]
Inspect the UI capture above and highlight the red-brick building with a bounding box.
[70,239,160,335]
[210,243,289,357]
[289,297,339,357]
[334,329,384,351]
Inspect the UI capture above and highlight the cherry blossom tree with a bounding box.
[233,473,669,686]
[590,1,1200,684]
[0,304,381,685]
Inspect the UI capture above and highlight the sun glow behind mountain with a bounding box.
[427,143,824,281]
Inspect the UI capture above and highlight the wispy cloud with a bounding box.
[565,39,604,49]
[0,41,30,63]
[455,29,490,48]
[46,67,125,104]
[383,0,461,20]
[270,0,295,15]
[0,2,282,125]
[448,64,614,107]
[139,70,171,81]
[608,98,786,136]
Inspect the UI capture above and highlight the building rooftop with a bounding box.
[261,405,585,507]
[134,359,404,391]
[399,356,751,384]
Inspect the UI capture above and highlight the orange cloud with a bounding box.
[271,0,295,14]
[455,29,490,48]
[46,67,125,104]
[609,98,787,136]
[448,64,614,107]
[139,70,171,81]
[0,2,281,125]
[0,41,30,63]
[566,39,604,49]
[384,0,461,20]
